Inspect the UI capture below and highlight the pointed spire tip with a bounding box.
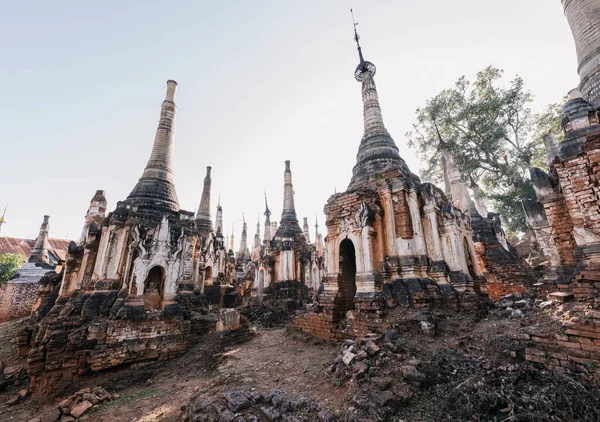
[165,80,178,102]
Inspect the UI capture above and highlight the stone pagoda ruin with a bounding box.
[523,0,600,294]
[21,81,216,394]
[293,17,494,340]
[253,161,324,306]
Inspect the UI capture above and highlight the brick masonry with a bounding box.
[0,282,38,321]
[291,292,482,341]
[511,311,600,383]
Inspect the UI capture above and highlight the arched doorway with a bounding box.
[258,269,265,298]
[337,239,357,315]
[144,266,165,311]
[463,238,476,278]
[205,266,213,287]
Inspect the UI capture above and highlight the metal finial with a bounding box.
[350,8,376,82]
[264,191,271,216]
[350,8,364,63]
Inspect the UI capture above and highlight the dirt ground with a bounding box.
[0,319,344,421]
[2,303,598,421]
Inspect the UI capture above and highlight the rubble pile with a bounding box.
[495,292,532,318]
[1,361,31,406]
[327,330,421,420]
[413,348,600,421]
[241,304,291,329]
[0,361,27,391]
[56,386,116,421]
[178,388,336,422]
[326,325,600,421]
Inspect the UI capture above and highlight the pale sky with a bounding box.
[0,0,578,244]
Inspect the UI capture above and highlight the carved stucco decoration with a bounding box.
[336,217,356,236]
[356,200,374,228]
[130,216,185,296]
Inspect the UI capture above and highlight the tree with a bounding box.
[0,253,25,285]
[407,66,563,235]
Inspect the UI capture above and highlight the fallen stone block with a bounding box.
[402,365,426,383]
[219,409,235,422]
[342,351,357,366]
[70,400,93,418]
[224,390,250,412]
[6,396,19,406]
[549,292,574,303]
[364,340,380,356]
[260,406,281,421]
[371,389,394,406]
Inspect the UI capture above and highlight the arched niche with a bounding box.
[205,266,213,286]
[336,238,357,315]
[144,266,165,311]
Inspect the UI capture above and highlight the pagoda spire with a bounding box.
[127,80,180,211]
[439,140,471,212]
[29,215,50,264]
[254,216,261,249]
[315,215,324,256]
[434,119,452,198]
[196,166,213,235]
[238,214,248,255]
[469,177,489,218]
[303,217,311,242]
[0,203,7,235]
[276,161,303,237]
[263,192,272,242]
[80,190,107,243]
[348,11,410,188]
[215,194,223,235]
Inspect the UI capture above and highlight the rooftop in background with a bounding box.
[0,237,71,264]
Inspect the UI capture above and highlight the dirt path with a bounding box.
[1,327,345,421]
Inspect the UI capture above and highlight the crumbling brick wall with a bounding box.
[470,214,534,301]
[511,314,600,383]
[0,282,38,321]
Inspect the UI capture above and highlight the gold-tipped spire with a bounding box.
[0,203,7,224]
[0,203,7,235]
